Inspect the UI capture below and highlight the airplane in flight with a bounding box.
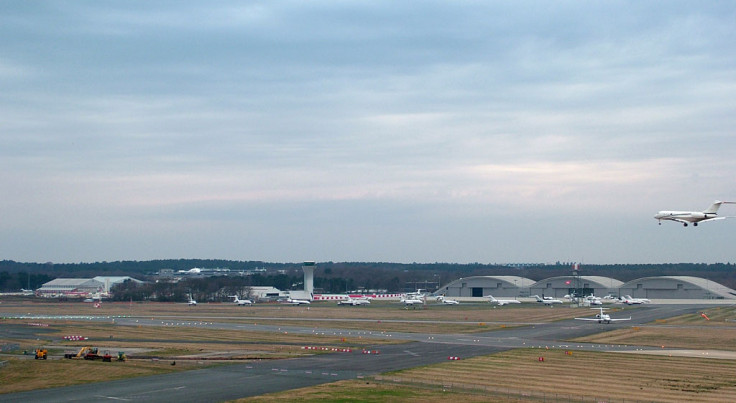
[575,307,631,324]
[187,294,197,306]
[488,295,521,306]
[654,200,735,227]
[230,295,253,306]
[533,295,563,305]
[337,296,371,306]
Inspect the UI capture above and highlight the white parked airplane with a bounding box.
[533,295,563,305]
[436,296,459,305]
[575,307,631,324]
[654,200,735,227]
[401,295,424,308]
[230,295,253,306]
[621,295,649,305]
[338,296,370,306]
[585,295,603,306]
[187,294,197,306]
[488,295,521,306]
[286,298,311,305]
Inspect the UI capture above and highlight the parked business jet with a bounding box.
[585,294,603,306]
[436,296,460,305]
[488,295,521,306]
[533,295,563,305]
[401,295,424,308]
[338,296,370,306]
[575,307,631,324]
[655,200,735,227]
[621,295,649,305]
[286,298,311,305]
[230,295,253,305]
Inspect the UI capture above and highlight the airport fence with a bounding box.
[372,375,648,402]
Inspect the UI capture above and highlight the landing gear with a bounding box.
[683,223,688,227]
[694,222,698,226]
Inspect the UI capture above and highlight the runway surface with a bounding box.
[0,304,717,402]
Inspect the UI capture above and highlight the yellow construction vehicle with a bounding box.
[34,348,48,360]
[64,346,97,359]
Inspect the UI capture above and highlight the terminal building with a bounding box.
[435,275,736,300]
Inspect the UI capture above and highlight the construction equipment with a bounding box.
[64,346,98,359]
[117,351,127,362]
[34,348,48,360]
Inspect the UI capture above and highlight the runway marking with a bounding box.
[127,385,186,397]
[403,350,419,357]
[95,396,130,401]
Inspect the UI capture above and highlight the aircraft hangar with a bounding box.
[435,275,736,300]
[435,276,535,298]
[529,276,623,299]
[619,276,736,300]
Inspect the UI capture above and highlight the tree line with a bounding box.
[2,259,735,295]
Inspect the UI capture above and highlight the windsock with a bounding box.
[701,313,710,320]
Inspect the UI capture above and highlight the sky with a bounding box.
[2,1,736,264]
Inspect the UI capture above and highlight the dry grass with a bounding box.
[233,379,493,402]
[0,357,199,394]
[396,349,736,402]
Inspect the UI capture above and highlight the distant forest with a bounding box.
[1,260,735,295]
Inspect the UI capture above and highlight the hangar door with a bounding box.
[472,287,483,297]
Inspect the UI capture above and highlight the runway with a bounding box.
[0,304,718,402]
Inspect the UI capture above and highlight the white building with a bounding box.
[37,278,104,298]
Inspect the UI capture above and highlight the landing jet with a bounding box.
[575,307,631,324]
[654,200,735,227]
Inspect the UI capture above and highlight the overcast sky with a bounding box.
[2,1,736,264]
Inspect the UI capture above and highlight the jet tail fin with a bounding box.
[703,201,724,214]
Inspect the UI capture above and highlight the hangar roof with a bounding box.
[439,275,535,290]
[621,276,736,299]
[531,276,623,288]
[41,278,103,287]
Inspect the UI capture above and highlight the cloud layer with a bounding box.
[2,2,736,263]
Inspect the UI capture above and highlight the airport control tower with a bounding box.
[302,261,316,297]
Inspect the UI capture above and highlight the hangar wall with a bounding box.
[436,275,736,300]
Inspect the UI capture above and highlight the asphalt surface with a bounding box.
[0,304,718,402]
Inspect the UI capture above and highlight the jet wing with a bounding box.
[574,317,599,321]
[700,217,726,223]
[608,317,631,322]
[669,218,692,224]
